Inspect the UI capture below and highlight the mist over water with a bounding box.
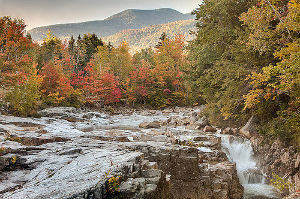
[221,135,278,199]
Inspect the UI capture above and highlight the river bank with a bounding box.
[0,107,298,198]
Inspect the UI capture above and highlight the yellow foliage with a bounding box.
[104,169,121,194]
[11,155,17,164]
[93,42,133,80]
[244,89,264,110]
[269,173,294,192]
[6,68,42,116]
[44,30,60,43]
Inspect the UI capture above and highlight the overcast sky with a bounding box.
[0,0,202,30]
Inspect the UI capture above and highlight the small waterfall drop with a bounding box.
[221,135,278,199]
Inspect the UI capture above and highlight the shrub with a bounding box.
[6,72,42,116]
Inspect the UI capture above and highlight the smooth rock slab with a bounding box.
[3,149,142,199]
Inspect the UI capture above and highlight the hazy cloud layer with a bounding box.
[0,0,202,30]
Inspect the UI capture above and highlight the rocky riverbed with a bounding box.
[0,107,296,199]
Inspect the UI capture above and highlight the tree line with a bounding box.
[0,17,191,116]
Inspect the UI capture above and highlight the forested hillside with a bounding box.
[28,8,194,41]
[188,0,299,145]
[103,19,195,53]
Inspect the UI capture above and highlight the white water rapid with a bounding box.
[221,135,279,199]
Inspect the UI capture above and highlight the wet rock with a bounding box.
[89,135,130,142]
[36,129,48,134]
[115,136,131,142]
[140,134,152,141]
[9,122,42,128]
[142,169,162,178]
[151,135,168,142]
[193,136,209,142]
[222,127,234,135]
[0,154,32,172]
[139,121,161,129]
[194,116,209,129]
[203,125,217,132]
[145,184,157,193]
[232,128,240,135]
[243,168,264,184]
[189,111,199,124]
[181,118,191,125]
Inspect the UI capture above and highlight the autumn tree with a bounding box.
[155,32,168,49]
[92,41,133,81]
[76,33,104,70]
[241,0,300,143]
[0,16,41,116]
[147,35,188,107]
[124,60,154,104]
[133,48,155,67]
[78,63,121,105]
[37,30,63,70]
[188,0,264,126]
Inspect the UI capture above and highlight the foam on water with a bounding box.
[221,135,278,198]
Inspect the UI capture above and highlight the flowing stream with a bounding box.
[221,135,279,199]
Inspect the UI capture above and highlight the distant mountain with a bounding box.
[103,19,196,53]
[29,8,194,41]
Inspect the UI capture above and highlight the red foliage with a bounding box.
[1,16,188,109]
[82,64,121,104]
[0,17,36,87]
[125,61,153,103]
[41,58,73,101]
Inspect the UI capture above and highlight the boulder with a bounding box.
[239,116,257,138]
[194,116,209,129]
[139,121,161,129]
[242,168,264,184]
[221,127,234,135]
[82,112,106,119]
[151,135,168,142]
[284,193,300,199]
[203,126,217,132]
[193,136,209,142]
[232,128,239,135]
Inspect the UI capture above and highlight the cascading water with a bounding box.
[221,135,279,199]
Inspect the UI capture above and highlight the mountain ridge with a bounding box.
[103,19,196,53]
[29,8,194,41]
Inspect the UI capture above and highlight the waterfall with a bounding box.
[221,135,279,199]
